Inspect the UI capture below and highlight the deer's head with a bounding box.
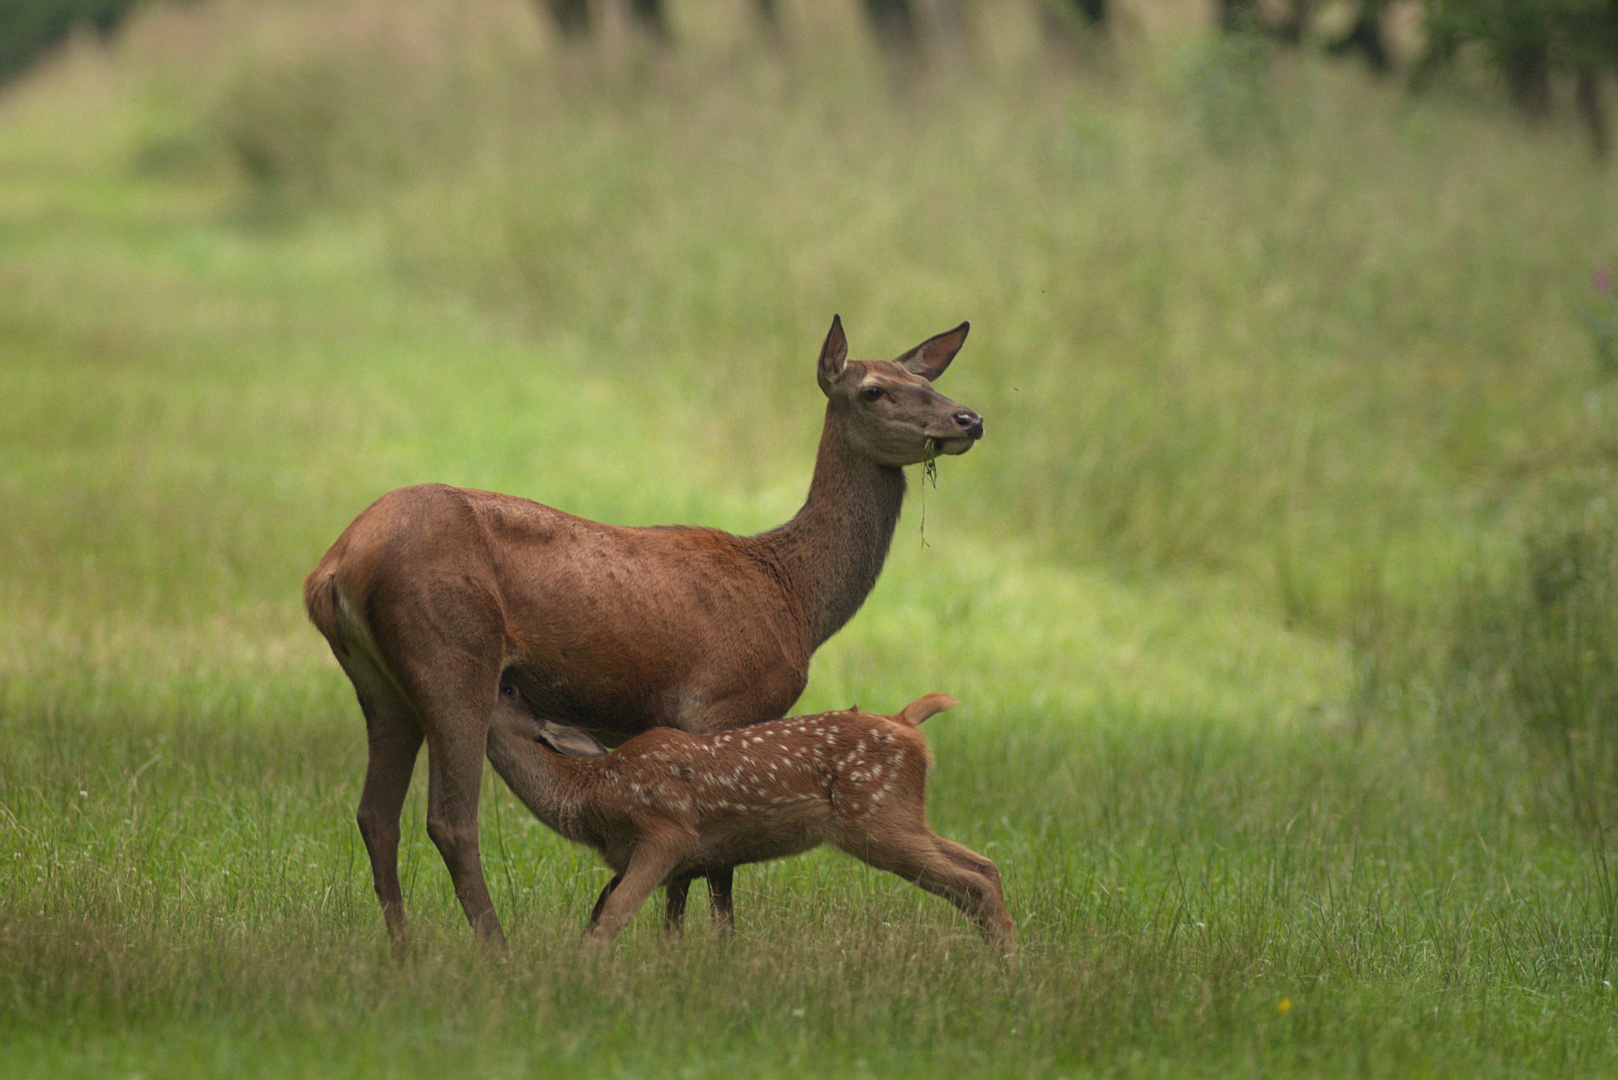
[816,315,984,468]
[496,682,610,758]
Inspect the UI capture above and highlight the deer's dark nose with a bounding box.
[953,411,984,439]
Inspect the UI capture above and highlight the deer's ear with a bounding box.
[893,322,969,382]
[817,314,848,396]
[537,720,610,758]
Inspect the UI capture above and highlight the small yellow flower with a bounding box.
[1277,997,1293,1014]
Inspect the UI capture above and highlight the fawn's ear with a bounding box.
[817,314,848,395]
[892,322,968,382]
[896,693,958,726]
[537,720,610,758]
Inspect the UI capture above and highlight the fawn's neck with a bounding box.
[484,728,591,838]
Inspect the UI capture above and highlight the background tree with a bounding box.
[863,0,921,53]
[1324,0,1392,73]
[1423,0,1616,155]
[0,0,139,84]
[1040,0,1109,49]
[534,0,671,47]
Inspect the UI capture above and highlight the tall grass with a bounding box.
[4,0,1618,1075]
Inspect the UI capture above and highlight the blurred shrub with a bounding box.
[0,0,139,84]
[1584,269,1618,373]
[1182,30,1281,149]
[214,59,350,199]
[1443,500,1618,817]
[202,1,524,212]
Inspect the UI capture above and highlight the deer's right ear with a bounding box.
[817,314,848,396]
[893,322,969,382]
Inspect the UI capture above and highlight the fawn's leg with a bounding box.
[844,832,1014,951]
[932,836,1016,947]
[588,873,625,931]
[587,841,686,944]
[664,875,693,935]
[706,867,735,936]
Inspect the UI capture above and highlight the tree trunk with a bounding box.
[1041,0,1107,52]
[864,0,921,52]
[627,0,672,45]
[755,0,782,44]
[1325,5,1389,74]
[1577,71,1610,160]
[540,0,591,42]
[1502,39,1553,118]
[1218,0,1256,33]
[1270,0,1311,45]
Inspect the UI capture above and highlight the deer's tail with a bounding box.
[894,693,958,727]
[303,567,344,652]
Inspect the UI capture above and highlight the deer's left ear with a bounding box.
[893,322,969,382]
[818,314,849,396]
[537,720,610,758]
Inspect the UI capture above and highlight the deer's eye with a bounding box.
[861,386,885,402]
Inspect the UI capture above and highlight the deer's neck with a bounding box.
[485,729,588,836]
[759,412,907,649]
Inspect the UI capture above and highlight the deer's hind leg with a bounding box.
[706,866,735,935]
[417,681,509,950]
[935,837,1007,894]
[842,831,1015,951]
[932,836,1014,947]
[661,868,734,937]
[664,875,692,935]
[338,651,425,945]
[375,608,510,951]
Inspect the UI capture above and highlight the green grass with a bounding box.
[5,1,1618,1075]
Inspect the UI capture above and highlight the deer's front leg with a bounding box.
[587,873,624,931]
[586,840,687,945]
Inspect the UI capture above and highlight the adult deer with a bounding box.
[303,316,983,949]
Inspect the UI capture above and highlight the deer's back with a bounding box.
[306,484,813,736]
[571,714,933,874]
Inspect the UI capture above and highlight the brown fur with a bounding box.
[486,690,1015,951]
[303,317,984,948]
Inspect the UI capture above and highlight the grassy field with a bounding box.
[5,0,1618,1075]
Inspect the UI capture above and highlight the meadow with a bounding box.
[4,0,1618,1075]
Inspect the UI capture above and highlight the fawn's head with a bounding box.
[495,683,610,758]
[816,315,984,468]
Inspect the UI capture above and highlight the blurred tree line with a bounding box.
[0,0,1613,156]
[0,0,136,83]
[533,0,1105,52]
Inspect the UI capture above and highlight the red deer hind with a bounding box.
[303,316,984,949]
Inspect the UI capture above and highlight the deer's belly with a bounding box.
[502,640,806,740]
[682,812,827,873]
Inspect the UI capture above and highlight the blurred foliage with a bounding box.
[1183,28,1281,147]
[1437,499,1618,821]
[0,0,142,83]
[1423,0,1618,153]
[4,6,1618,1071]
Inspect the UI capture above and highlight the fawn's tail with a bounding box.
[894,693,958,727]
